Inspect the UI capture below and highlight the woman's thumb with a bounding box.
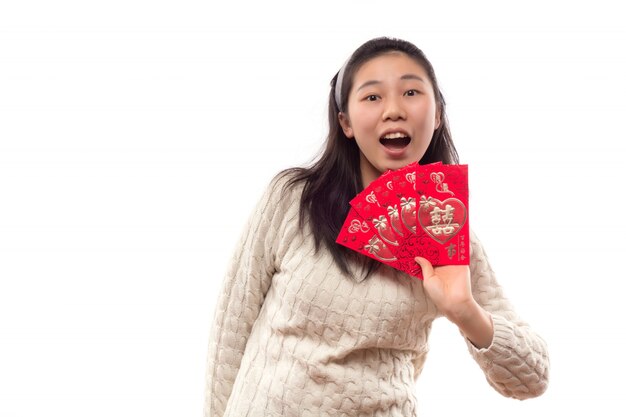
[414,256,434,279]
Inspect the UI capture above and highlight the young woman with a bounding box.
[204,37,549,417]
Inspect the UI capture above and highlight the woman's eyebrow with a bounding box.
[356,74,426,91]
[356,80,381,92]
[401,74,426,83]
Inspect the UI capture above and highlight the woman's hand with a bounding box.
[415,256,494,349]
[414,256,473,322]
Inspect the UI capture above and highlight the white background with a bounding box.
[1,1,625,416]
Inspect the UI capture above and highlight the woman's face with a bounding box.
[339,52,440,188]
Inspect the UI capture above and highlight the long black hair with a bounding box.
[280,37,459,277]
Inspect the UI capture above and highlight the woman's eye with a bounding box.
[365,95,378,101]
[405,89,420,96]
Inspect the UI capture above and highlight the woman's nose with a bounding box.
[382,96,406,121]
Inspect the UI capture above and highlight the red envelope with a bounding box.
[337,162,469,279]
[352,162,442,237]
[336,207,415,275]
[413,163,469,265]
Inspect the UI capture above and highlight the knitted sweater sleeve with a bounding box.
[203,176,288,417]
[465,231,550,400]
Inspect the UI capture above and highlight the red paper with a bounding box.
[337,163,469,279]
[336,207,408,272]
[337,208,396,264]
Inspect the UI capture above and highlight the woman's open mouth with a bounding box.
[380,132,411,151]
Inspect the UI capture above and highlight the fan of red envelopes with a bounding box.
[336,162,469,279]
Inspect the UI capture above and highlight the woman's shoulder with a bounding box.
[265,168,307,200]
[251,168,306,218]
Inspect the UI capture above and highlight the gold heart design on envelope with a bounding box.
[417,197,467,244]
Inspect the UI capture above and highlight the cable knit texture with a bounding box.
[204,174,549,417]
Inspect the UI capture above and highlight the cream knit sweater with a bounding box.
[204,175,549,417]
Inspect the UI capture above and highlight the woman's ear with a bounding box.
[338,112,354,138]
